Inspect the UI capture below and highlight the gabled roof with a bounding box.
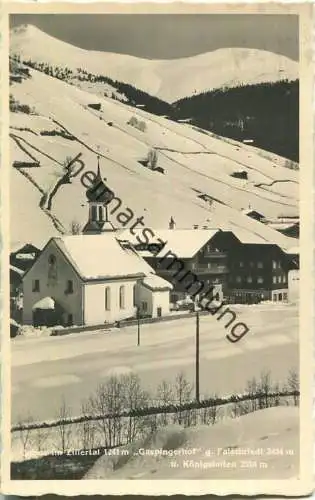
[142,274,173,291]
[156,229,220,258]
[10,265,24,276]
[119,228,221,259]
[10,242,41,255]
[227,227,271,245]
[53,234,150,281]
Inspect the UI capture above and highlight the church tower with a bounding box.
[83,156,115,234]
[169,216,176,229]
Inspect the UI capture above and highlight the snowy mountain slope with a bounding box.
[9,65,298,250]
[10,24,299,103]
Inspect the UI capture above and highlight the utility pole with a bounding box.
[195,309,200,403]
[137,306,140,346]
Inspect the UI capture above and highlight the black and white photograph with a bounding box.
[2,3,314,496]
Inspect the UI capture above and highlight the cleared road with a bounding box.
[11,304,298,424]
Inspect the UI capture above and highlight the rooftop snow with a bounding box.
[32,296,55,310]
[54,233,151,280]
[120,228,220,258]
[142,274,173,291]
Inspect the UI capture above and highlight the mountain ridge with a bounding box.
[10,24,299,103]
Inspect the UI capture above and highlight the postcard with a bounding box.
[1,1,314,496]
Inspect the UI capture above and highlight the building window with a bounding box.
[239,262,244,268]
[91,205,97,221]
[277,276,281,284]
[119,285,125,309]
[48,254,57,284]
[249,262,254,268]
[98,206,104,221]
[65,280,73,294]
[278,261,282,268]
[142,301,148,312]
[236,276,242,283]
[105,286,111,311]
[257,276,264,284]
[247,276,253,283]
[273,276,277,284]
[283,274,287,283]
[207,263,211,269]
[32,279,40,292]
[273,294,277,302]
[272,260,277,269]
[283,292,288,301]
[257,261,263,269]
[191,263,196,270]
[48,254,56,265]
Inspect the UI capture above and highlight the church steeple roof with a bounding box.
[86,156,114,204]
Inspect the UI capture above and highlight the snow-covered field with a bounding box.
[85,406,299,479]
[11,24,298,103]
[10,63,298,250]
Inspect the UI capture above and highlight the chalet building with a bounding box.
[22,159,172,327]
[242,208,266,223]
[120,225,296,305]
[209,230,294,303]
[119,226,228,304]
[10,243,40,272]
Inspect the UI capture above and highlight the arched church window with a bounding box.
[105,286,111,311]
[48,254,57,285]
[98,206,103,221]
[119,285,125,309]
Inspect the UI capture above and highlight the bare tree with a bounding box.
[16,414,34,460]
[202,395,220,425]
[69,220,82,235]
[147,148,158,170]
[259,370,272,408]
[271,381,281,407]
[47,154,83,211]
[88,376,125,448]
[127,116,147,132]
[79,400,96,451]
[55,397,72,454]
[33,426,49,454]
[286,368,299,406]
[245,376,258,412]
[156,379,174,426]
[173,372,193,426]
[121,372,150,443]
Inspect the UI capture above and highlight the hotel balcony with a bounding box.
[157,264,228,276]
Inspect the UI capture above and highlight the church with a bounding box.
[22,159,172,327]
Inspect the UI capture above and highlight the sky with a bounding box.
[10,14,299,61]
